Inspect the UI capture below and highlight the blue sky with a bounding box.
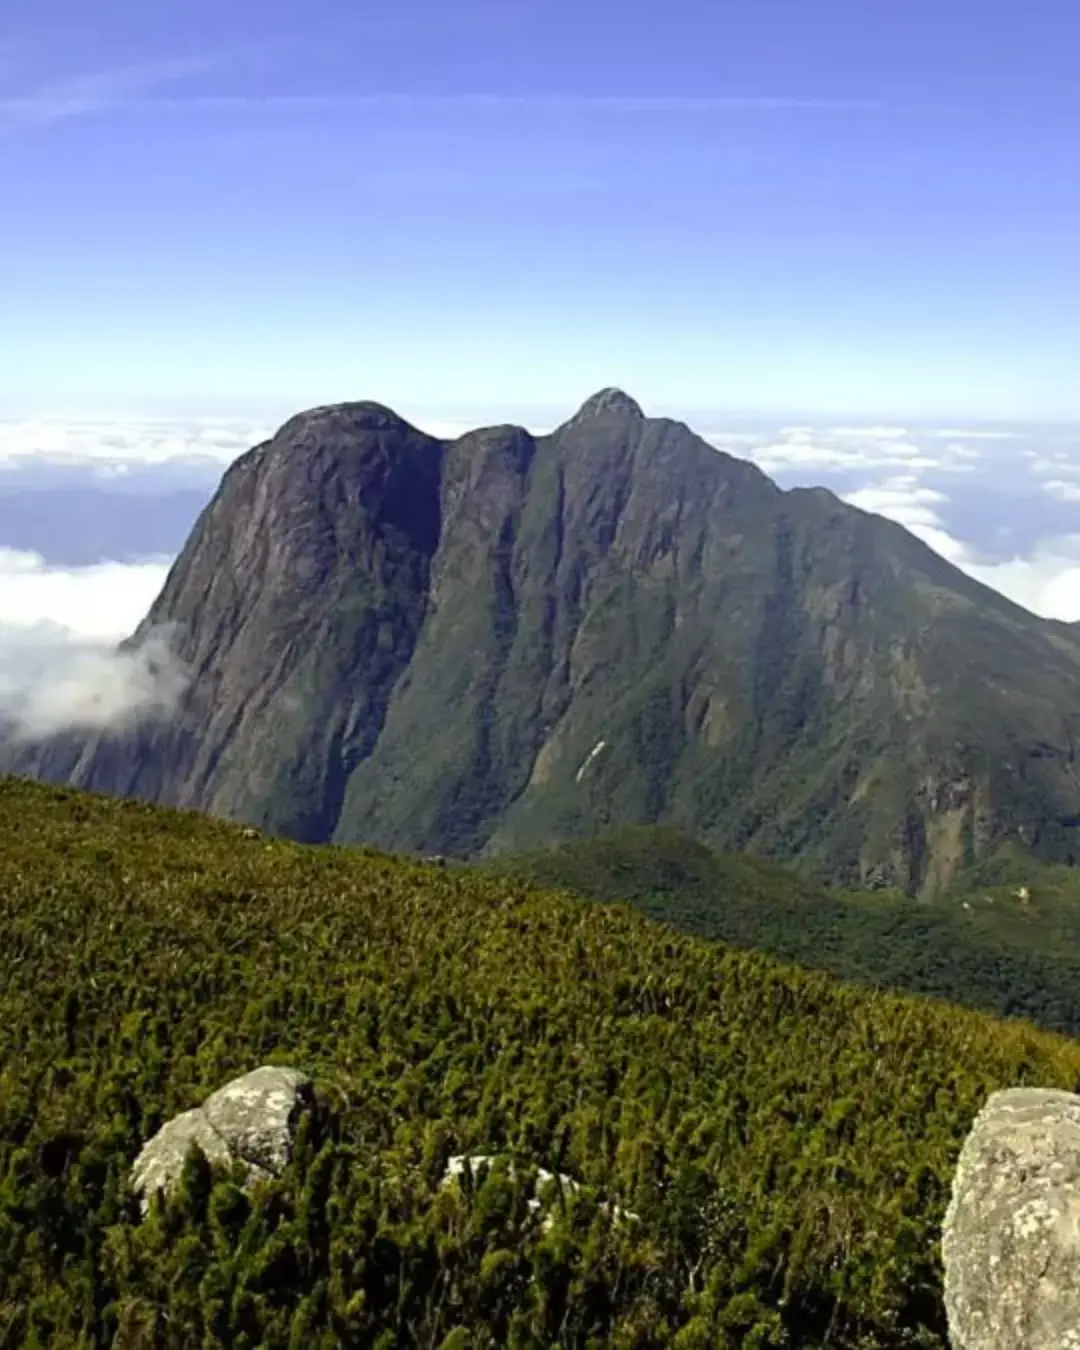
[1,0,1079,418]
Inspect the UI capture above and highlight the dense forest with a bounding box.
[4,776,1080,1347]
[492,825,1080,1036]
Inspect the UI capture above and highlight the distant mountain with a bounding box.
[8,388,1080,892]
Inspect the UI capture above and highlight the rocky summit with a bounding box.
[9,390,1080,892]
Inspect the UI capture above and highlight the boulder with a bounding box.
[203,1065,313,1175]
[130,1107,234,1205]
[942,1086,1080,1349]
[131,1065,312,1214]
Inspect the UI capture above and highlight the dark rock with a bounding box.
[569,387,645,422]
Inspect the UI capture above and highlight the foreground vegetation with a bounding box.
[492,825,1080,1035]
[4,778,1080,1347]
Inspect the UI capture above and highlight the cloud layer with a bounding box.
[0,416,273,476]
[0,547,170,638]
[0,626,189,741]
[697,419,1080,622]
[0,548,187,740]
[707,424,984,476]
[839,480,1080,621]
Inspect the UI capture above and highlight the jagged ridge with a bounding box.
[8,390,1080,892]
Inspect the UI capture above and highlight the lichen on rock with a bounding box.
[942,1086,1080,1349]
[130,1065,313,1214]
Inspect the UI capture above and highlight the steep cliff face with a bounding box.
[22,403,447,843]
[9,390,1080,891]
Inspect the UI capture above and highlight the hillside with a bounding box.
[5,777,1080,1346]
[9,390,1080,892]
[490,825,1080,1035]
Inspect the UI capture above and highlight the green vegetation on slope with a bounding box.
[4,778,1080,1348]
[491,825,1080,1035]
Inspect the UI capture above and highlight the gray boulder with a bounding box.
[131,1066,313,1214]
[203,1065,313,1175]
[130,1108,234,1205]
[942,1086,1080,1349]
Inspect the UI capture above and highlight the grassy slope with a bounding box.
[490,826,1080,1035]
[4,778,1080,1347]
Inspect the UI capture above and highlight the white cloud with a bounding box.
[743,433,941,475]
[842,478,1080,621]
[923,428,1024,441]
[1,89,882,122]
[0,547,170,638]
[702,423,1000,476]
[0,416,273,474]
[0,54,225,132]
[822,425,912,440]
[841,476,948,516]
[844,477,967,564]
[0,626,189,741]
[0,548,187,739]
[698,431,762,446]
[961,546,1080,622]
[1042,479,1080,502]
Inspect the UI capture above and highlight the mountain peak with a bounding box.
[12,389,1080,898]
[570,388,645,423]
[275,400,416,441]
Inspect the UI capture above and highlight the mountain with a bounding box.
[5,774,1080,1346]
[8,388,1080,892]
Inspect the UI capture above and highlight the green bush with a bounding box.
[2,777,1080,1346]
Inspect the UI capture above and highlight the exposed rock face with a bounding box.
[942,1087,1080,1349]
[131,1066,313,1213]
[9,389,1080,893]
